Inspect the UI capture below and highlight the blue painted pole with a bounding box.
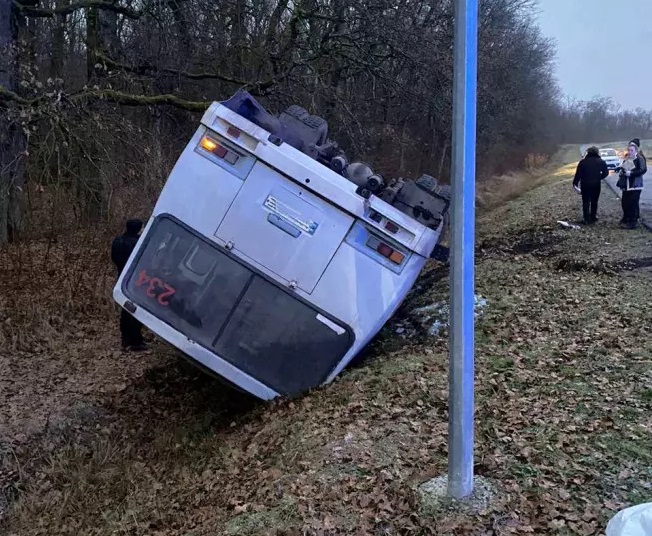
[448,0,478,499]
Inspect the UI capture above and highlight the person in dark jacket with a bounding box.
[111,219,147,351]
[617,139,647,229]
[573,146,609,224]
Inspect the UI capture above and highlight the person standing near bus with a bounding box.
[573,146,609,224]
[111,219,148,351]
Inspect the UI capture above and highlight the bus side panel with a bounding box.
[214,161,354,294]
[306,239,427,381]
[152,127,253,238]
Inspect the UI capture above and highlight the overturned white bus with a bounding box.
[113,90,450,399]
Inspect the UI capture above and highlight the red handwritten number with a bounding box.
[146,277,163,298]
[135,269,176,307]
[135,269,149,287]
[158,284,176,306]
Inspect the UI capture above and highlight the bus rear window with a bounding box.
[123,216,353,394]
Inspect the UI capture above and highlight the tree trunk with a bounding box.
[0,0,27,246]
[86,6,100,81]
[323,0,346,119]
[50,0,69,79]
[81,5,109,222]
[170,0,191,62]
[99,8,120,58]
[230,0,247,80]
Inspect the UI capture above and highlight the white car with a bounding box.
[599,148,621,172]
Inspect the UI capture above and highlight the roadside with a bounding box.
[476,144,582,210]
[3,151,652,535]
[0,147,583,446]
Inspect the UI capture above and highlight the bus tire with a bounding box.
[415,174,439,192]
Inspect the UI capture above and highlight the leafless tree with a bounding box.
[0,0,649,246]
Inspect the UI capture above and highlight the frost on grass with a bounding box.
[410,295,488,336]
[225,499,299,536]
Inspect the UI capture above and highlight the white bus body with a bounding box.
[113,94,448,399]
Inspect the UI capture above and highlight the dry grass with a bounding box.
[2,146,652,535]
[476,144,581,210]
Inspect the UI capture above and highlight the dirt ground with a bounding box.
[2,155,652,535]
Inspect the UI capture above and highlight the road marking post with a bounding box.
[448,0,478,500]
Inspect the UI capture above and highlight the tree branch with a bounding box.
[13,0,143,19]
[72,89,210,111]
[0,86,33,106]
[0,85,210,112]
[94,52,292,95]
[95,52,248,86]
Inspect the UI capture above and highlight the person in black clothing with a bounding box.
[111,219,148,351]
[616,139,647,229]
[573,146,609,224]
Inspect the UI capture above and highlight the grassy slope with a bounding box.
[3,154,652,535]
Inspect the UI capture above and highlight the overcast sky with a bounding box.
[535,0,652,110]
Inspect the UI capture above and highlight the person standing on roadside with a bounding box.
[111,219,148,351]
[573,146,609,224]
[617,139,647,229]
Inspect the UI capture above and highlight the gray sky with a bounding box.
[536,0,652,110]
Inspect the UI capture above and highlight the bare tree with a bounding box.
[0,0,27,244]
[0,0,650,247]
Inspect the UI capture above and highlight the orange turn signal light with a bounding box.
[199,135,233,161]
[367,235,406,265]
[200,137,218,152]
[389,250,405,264]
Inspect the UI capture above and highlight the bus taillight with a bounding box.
[367,235,405,265]
[198,135,240,165]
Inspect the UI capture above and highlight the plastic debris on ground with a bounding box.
[410,295,489,336]
[557,220,581,230]
[606,503,652,536]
